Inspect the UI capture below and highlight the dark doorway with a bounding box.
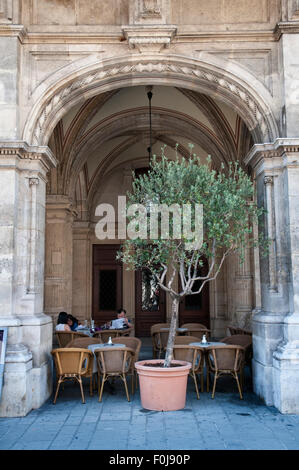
[92,245,122,326]
[179,258,210,327]
[135,269,166,337]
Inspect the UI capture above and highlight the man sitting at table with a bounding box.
[101,309,131,330]
[115,308,131,328]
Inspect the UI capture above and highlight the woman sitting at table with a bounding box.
[67,314,81,331]
[55,312,71,332]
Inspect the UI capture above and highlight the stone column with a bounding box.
[44,195,77,324]
[0,142,56,416]
[245,139,299,413]
[72,222,91,324]
[272,144,299,413]
[227,245,254,331]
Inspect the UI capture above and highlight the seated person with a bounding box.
[101,309,132,330]
[67,314,81,331]
[115,308,131,328]
[55,312,71,332]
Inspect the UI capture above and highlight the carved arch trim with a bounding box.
[23,54,279,148]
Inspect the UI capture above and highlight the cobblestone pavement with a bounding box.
[1,340,299,451]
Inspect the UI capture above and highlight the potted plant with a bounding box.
[117,145,266,411]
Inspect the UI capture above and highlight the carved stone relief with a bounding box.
[129,0,171,24]
[141,0,161,17]
[28,59,273,147]
[0,0,12,23]
[288,0,299,20]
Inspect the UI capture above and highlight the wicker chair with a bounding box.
[227,325,252,336]
[181,323,211,341]
[65,337,105,396]
[174,335,201,345]
[55,330,89,348]
[94,346,135,402]
[112,337,142,393]
[173,345,205,397]
[93,327,133,343]
[51,348,93,404]
[221,334,253,383]
[150,323,170,358]
[206,345,245,399]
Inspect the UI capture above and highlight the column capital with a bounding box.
[28,177,40,186]
[264,175,274,185]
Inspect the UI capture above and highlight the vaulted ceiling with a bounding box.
[47,85,253,220]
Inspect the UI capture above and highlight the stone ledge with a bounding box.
[0,24,26,41]
[275,21,299,39]
[122,25,177,53]
[245,138,299,169]
[0,141,57,171]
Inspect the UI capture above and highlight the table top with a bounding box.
[189,342,227,348]
[160,328,188,332]
[87,343,126,352]
[75,328,94,337]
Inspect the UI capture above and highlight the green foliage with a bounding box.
[117,146,267,295]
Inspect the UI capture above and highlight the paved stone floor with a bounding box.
[1,339,299,451]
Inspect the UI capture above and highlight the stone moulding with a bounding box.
[274,21,299,40]
[24,56,278,148]
[0,141,57,171]
[122,25,177,53]
[244,139,299,170]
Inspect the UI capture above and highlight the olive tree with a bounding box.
[117,147,266,367]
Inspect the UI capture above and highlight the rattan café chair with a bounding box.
[174,335,201,345]
[51,348,93,404]
[181,323,211,341]
[227,325,252,336]
[93,328,133,343]
[221,334,253,383]
[55,330,89,348]
[173,344,204,398]
[66,337,105,396]
[112,337,142,393]
[94,346,135,402]
[151,323,170,358]
[207,344,245,399]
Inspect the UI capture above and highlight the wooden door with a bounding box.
[135,269,166,337]
[179,258,210,328]
[92,245,122,326]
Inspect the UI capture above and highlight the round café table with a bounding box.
[189,341,227,348]
[75,327,94,337]
[189,342,227,392]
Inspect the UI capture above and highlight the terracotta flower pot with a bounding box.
[135,359,192,411]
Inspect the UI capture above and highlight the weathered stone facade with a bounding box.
[0,0,298,415]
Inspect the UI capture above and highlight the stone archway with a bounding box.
[14,51,284,416]
[22,53,279,149]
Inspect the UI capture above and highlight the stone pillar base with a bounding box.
[273,343,299,414]
[0,344,33,417]
[0,344,53,417]
[252,359,274,406]
[252,312,285,407]
[272,313,299,414]
[31,360,53,409]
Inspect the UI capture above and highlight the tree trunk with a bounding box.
[164,296,180,367]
